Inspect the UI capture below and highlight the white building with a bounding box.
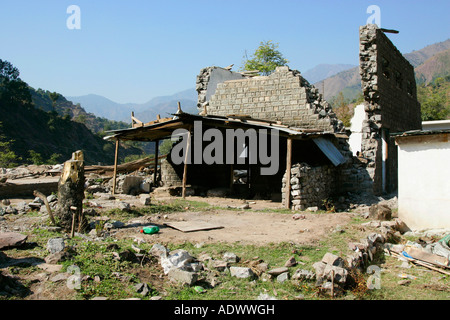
[394,128,450,231]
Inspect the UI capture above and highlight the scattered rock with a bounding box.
[168,268,198,286]
[46,238,65,254]
[149,244,169,257]
[284,256,297,267]
[134,282,152,296]
[139,195,151,206]
[230,267,255,279]
[292,213,306,220]
[276,272,289,283]
[267,267,289,277]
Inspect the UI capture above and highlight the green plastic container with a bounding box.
[140,226,159,234]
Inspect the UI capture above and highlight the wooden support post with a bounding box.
[285,137,292,209]
[112,139,119,195]
[153,140,159,186]
[182,127,192,199]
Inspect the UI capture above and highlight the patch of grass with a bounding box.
[60,239,160,300]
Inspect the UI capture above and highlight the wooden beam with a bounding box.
[112,139,119,194]
[153,140,159,185]
[182,127,192,199]
[285,137,292,209]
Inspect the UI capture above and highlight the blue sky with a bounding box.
[1,0,449,104]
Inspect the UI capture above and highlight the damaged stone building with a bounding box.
[108,24,422,210]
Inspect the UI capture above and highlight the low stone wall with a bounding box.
[282,163,335,210]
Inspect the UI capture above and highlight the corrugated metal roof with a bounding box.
[313,137,347,166]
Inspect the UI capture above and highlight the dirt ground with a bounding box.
[111,195,354,246]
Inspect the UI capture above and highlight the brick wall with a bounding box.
[206,66,344,133]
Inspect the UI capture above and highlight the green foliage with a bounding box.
[159,138,174,155]
[0,141,21,168]
[47,153,62,165]
[27,150,44,165]
[0,122,21,168]
[241,40,289,76]
[418,76,450,121]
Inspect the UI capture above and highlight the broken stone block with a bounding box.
[212,260,229,271]
[223,252,239,263]
[276,272,289,283]
[46,237,65,254]
[323,264,348,284]
[168,268,198,286]
[230,267,255,279]
[321,252,345,268]
[292,269,315,281]
[160,249,195,274]
[369,204,392,221]
[122,176,143,195]
[149,244,169,258]
[312,261,327,278]
[45,251,69,264]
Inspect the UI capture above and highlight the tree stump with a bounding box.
[54,151,85,232]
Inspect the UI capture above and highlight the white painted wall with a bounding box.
[349,104,365,156]
[397,136,450,230]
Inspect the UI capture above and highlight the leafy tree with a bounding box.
[0,59,32,106]
[418,77,449,121]
[241,41,289,76]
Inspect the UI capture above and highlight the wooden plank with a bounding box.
[285,137,292,209]
[164,221,224,233]
[404,246,449,267]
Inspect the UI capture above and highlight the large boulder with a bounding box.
[0,232,27,249]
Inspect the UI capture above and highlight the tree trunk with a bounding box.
[54,151,85,232]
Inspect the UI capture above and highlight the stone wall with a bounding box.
[160,158,182,187]
[205,66,344,133]
[282,163,336,210]
[356,24,422,194]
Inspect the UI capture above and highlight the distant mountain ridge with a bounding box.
[67,88,197,123]
[302,64,357,84]
[314,38,450,102]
